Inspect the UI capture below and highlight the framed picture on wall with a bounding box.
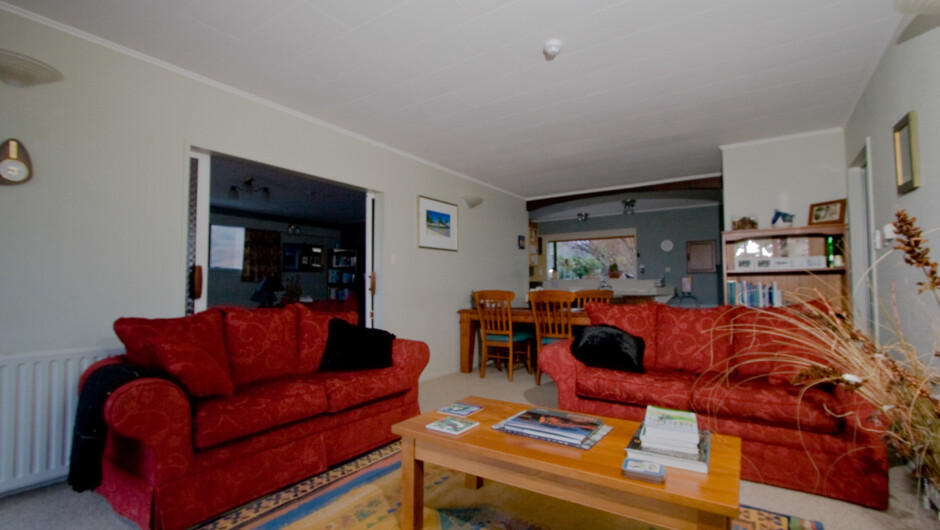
[418,196,458,251]
[687,240,717,273]
[283,243,302,272]
[300,245,324,271]
[894,111,920,195]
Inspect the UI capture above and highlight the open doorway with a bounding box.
[848,139,878,341]
[188,151,371,325]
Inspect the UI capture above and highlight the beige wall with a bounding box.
[0,10,529,379]
[720,129,846,231]
[844,21,940,354]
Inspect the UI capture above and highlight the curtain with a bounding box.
[241,229,281,283]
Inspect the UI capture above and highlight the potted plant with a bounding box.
[608,263,620,278]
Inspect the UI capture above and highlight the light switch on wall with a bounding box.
[883,223,896,242]
[874,230,883,250]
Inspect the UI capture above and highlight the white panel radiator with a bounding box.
[0,347,117,496]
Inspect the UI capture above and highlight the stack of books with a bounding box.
[495,408,606,448]
[624,405,710,473]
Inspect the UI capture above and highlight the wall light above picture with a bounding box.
[461,196,484,208]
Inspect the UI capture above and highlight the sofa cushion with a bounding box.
[586,302,658,370]
[310,366,410,413]
[223,306,299,386]
[146,341,234,397]
[576,367,695,411]
[571,325,644,372]
[192,377,329,448]
[296,304,358,374]
[654,305,734,373]
[320,319,395,371]
[113,309,230,382]
[691,378,844,434]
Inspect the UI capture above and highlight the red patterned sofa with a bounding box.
[539,301,888,509]
[78,304,429,529]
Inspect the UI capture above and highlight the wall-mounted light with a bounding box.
[622,199,636,215]
[461,196,484,208]
[577,212,589,222]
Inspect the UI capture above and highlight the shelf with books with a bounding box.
[722,224,849,311]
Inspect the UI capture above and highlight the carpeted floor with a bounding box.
[198,441,823,530]
[0,371,938,529]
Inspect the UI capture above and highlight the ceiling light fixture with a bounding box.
[577,212,589,222]
[622,199,636,215]
[228,178,270,201]
[542,39,562,61]
[0,49,63,87]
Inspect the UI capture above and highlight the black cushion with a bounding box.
[320,318,396,371]
[571,324,644,372]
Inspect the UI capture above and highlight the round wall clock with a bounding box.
[660,239,674,252]
[0,139,33,185]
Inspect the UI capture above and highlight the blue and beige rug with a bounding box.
[198,442,823,530]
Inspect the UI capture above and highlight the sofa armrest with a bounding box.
[538,338,584,410]
[831,385,887,434]
[103,378,194,485]
[391,338,430,381]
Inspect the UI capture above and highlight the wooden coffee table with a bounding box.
[391,396,741,530]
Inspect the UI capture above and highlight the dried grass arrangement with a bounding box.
[714,210,940,487]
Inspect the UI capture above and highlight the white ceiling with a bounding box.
[4,1,903,199]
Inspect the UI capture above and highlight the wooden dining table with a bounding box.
[458,307,591,373]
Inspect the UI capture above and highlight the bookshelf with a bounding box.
[722,224,849,311]
[327,248,357,301]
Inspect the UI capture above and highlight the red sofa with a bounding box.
[79,304,429,529]
[539,301,888,509]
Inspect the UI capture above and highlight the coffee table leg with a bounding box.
[401,437,424,529]
[464,474,483,489]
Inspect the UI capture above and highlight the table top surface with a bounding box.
[392,396,741,517]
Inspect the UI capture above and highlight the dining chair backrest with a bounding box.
[573,289,614,308]
[529,290,576,343]
[474,290,515,338]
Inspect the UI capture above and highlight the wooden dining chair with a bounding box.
[573,289,614,308]
[529,290,576,386]
[473,290,533,382]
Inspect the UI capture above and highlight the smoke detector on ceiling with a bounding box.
[542,39,562,61]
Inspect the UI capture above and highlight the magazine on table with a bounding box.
[493,408,610,449]
[436,402,482,417]
[501,408,604,444]
[626,428,711,473]
[425,417,479,435]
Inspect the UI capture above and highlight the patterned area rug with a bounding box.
[198,442,823,530]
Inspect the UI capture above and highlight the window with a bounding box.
[209,225,245,270]
[547,234,637,279]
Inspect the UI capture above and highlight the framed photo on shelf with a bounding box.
[808,199,846,225]
[418,196,458,251]
[894,111,920,195]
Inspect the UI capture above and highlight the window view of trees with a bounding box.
[548,236,637,279]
